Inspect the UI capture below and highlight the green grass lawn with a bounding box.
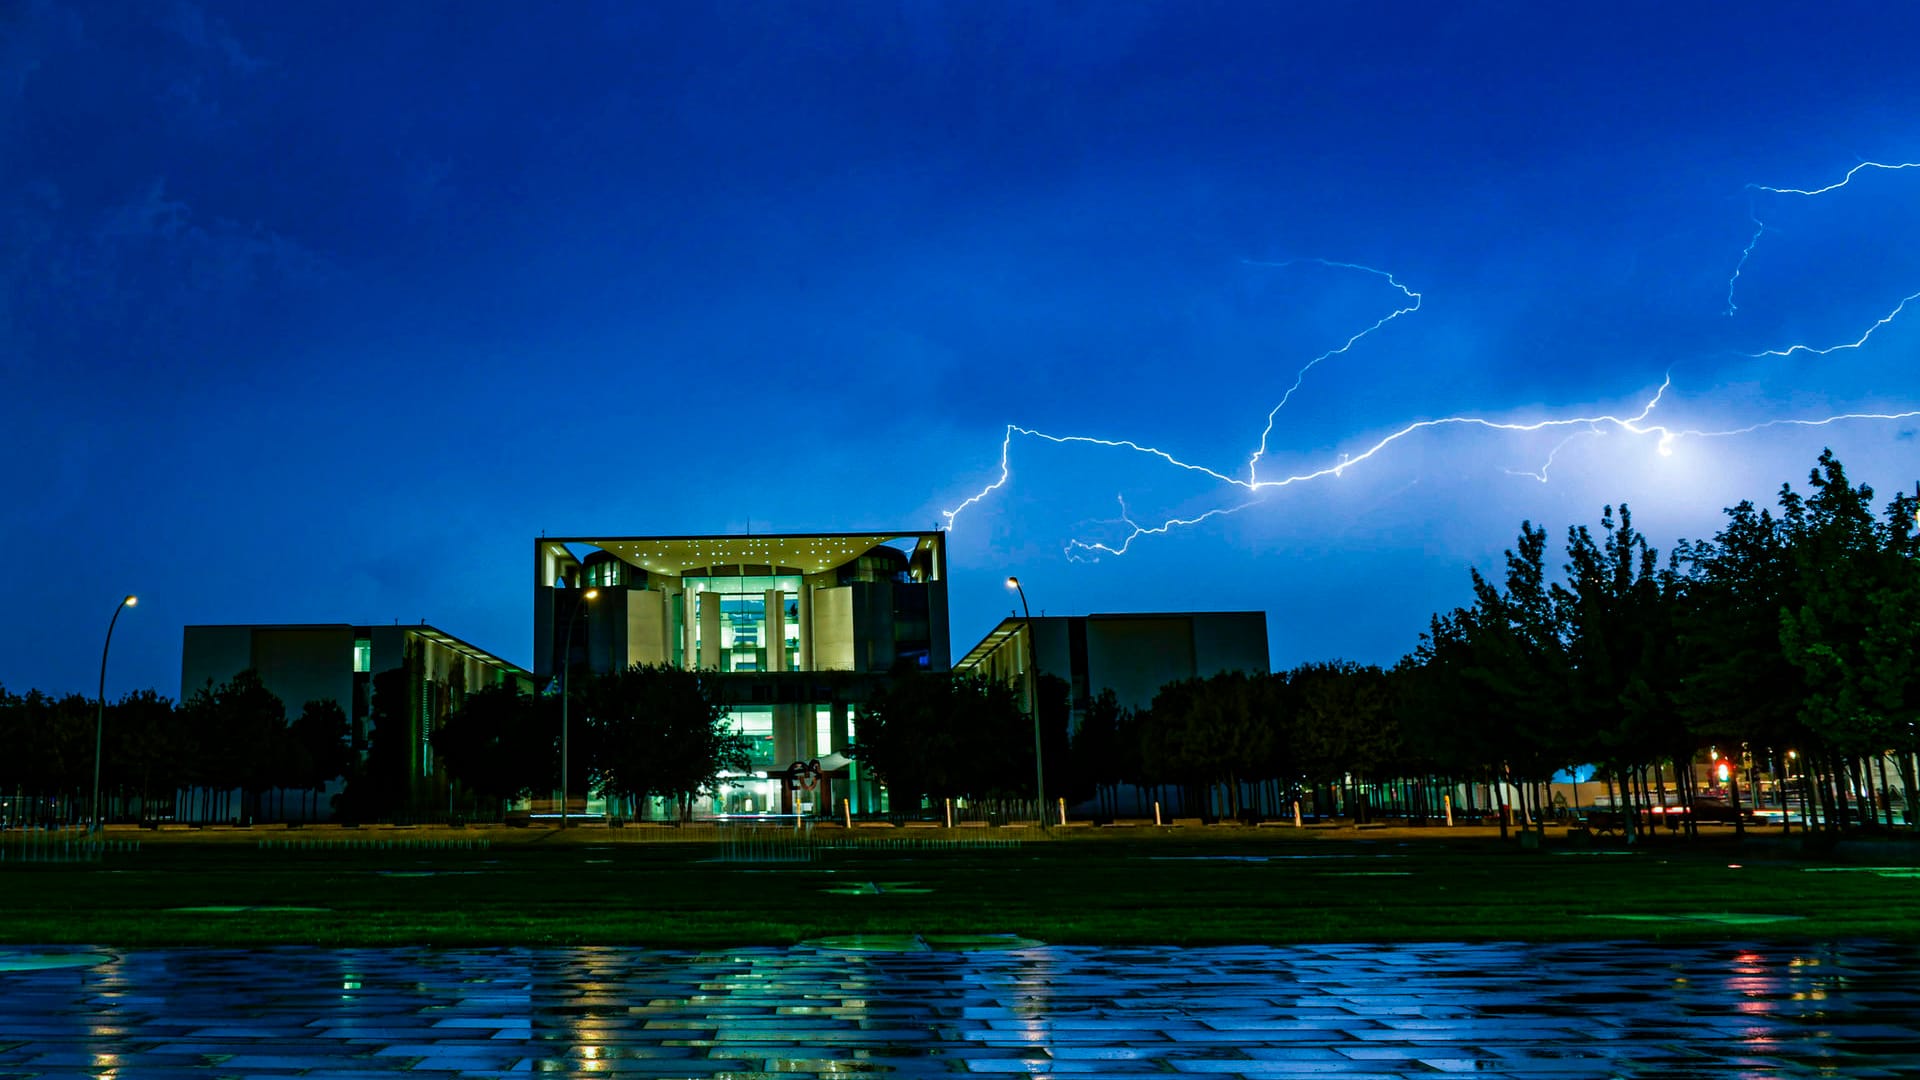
[1,829,1914,947]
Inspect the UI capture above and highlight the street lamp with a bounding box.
[1005,577,1045,827]
[559,588,599,829]
[92,595,137,834]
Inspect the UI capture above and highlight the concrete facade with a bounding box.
[953,611,1271,731]
[180,623,531,809]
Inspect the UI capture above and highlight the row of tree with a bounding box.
[1407,450,1916,837]
[0,671,351,825]
[852,452,1918,836]
[428,665,750,820]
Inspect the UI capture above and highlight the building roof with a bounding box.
[954,611,1268,671]
[540,531,944,577]
[184,622,529,678]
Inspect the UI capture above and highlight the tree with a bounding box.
[178,671,288,823]
[334,664,415,822]
[853,671,1028,808]
[1289,662,1395,822]
[431,684,545,814]
[582,664,747,820]
[1152,671,1273,820]
[1778,451,1920,831]
[1068,688,1127,816]
[289,699,353,820]
[101,689,183,825]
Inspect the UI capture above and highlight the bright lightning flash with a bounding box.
[947,163,1920,560]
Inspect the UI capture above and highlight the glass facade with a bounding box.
[686,574,802,673]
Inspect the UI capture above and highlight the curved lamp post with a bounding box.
[559,588,598,829]
[93,595,137,833]
[1005,577,1045,827]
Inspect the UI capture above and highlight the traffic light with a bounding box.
[1715,759,1731,783]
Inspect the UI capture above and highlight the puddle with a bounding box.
[821,881,933,895]
[166,906,331,914]
[1802,867,1920,878]
[803,933,1043,953]
[1581,913,1804,925]
[0,950,115,972]
[1323,871,1412,876]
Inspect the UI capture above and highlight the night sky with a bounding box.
[7,2,1919,700]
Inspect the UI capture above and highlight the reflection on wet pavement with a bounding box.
[1,941,1916,1077]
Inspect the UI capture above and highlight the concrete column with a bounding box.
[676,590,693,669]
[830,700,849,760]
[797,585,814,671]
[771,703,797,765]
[699,591,721,670]
[765,589,786,672]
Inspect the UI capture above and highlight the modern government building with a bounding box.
[181,529,1268,820]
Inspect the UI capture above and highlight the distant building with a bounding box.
[180,623,530,799]
[954,611,1270,730]
[532,531,950,816]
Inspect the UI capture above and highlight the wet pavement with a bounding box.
[2,940,1918,1078]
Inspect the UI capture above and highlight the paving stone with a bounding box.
[0,942,1918,1077]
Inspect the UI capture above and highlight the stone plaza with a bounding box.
[3,939,1917,1078]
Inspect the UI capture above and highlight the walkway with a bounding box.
[2,940,1916,1077]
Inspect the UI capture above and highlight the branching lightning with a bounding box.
[1241,259,1422,482]
[1749,289,1920,357]
[1748,160,1920,197]
[1728,159,1920,346]
[1504,429,1603,483]
[1724,213,1764,316]
[946,160,1920,560]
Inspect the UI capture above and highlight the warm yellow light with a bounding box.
[124,595,138,607]
[1005,576,1019,589]
[583,589,600,600]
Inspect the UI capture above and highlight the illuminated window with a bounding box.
[353,639,371,673]
[732,710,777,767]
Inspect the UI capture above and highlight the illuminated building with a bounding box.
[533,531,950,817]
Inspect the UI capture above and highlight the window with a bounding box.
[353,639,371,674]
[731,710,777,767]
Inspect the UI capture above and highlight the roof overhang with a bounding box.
[541,531,943,577]
[954,617,1024,671]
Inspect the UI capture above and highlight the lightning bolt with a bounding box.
[1748,160,1920,197]
[1503,429,1603,483]
[1241,259,1422,483]
[1729,158,1920,346]
[1749,289,1920,357]
[947,159,1920,560]
[1725,213,1764,316]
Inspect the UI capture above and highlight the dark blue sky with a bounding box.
[7,1,1919,698]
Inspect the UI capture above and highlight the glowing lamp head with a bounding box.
[123,595,138,607]
[1005,576,1020,589]
[583,589,599,600]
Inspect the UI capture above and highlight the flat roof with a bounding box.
[954,611,1267,671]
[185,623,530,679]
[540,531,943,577]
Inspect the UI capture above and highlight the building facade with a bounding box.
[532,531,950,817]
[181,623,530,809]
[954,611,1271,731]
